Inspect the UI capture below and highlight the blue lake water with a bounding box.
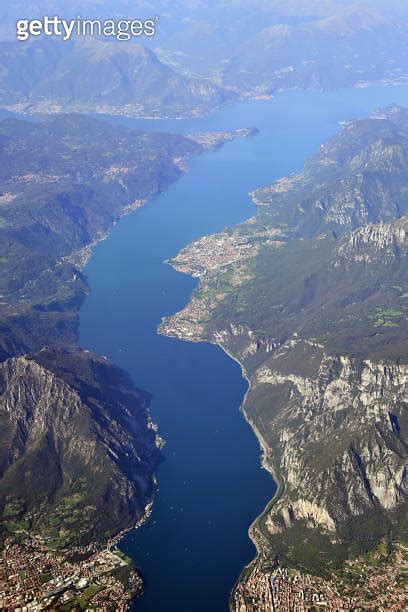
[79,85,408,611]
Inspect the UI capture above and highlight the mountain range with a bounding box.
[0,39,237,117]
[2,3,408,117]
[161,106,408,605]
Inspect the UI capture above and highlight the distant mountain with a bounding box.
[2,3,408,110]
[0,39,237,117]
[3,2,408,107]
[221,6,408,93]
[150,2,408,95]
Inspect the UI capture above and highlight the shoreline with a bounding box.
[159,304,286,601]
[71,127,254,605]
[156,176,288,603]
[208,341,286,602]
[5,77,408,124]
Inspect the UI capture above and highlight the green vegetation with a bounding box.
[78,584,103,609]
[39,573,52,584]
[0,113,235,548]
[376,308,403,318]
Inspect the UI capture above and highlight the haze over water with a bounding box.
[79,86,408,611]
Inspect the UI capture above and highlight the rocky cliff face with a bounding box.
[336,217,408,263]
[0,348,162,547]
[251,343,407,532]
[254,110,408,240]
[203,321,408,572]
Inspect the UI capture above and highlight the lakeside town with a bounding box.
[159,223,282,341]
[232,543,408,611]
[232,560,348,611]
[167,223,282,279]
[186,128,259,151]
[0,534,143,610]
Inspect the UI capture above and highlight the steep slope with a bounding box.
[3,3,408,108]
[0,348,161,548]
[253,109,408,239]
[136,2,408,95]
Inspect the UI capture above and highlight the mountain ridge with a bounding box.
[0,39,237,118]
[159,105,408,608]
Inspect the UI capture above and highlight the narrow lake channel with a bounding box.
[79,85,408,611]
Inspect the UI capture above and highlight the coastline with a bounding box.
[158,295,285,602]
[4,79,408,612]
[5,128,243,610]
[208,341,285,604]
[71,127,254,602]
[6,76,408,124]
[65,198,149,271]
[156,175,287,603]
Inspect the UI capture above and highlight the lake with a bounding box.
[79,85,408,611]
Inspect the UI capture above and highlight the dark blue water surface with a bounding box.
[79,86,408,611]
